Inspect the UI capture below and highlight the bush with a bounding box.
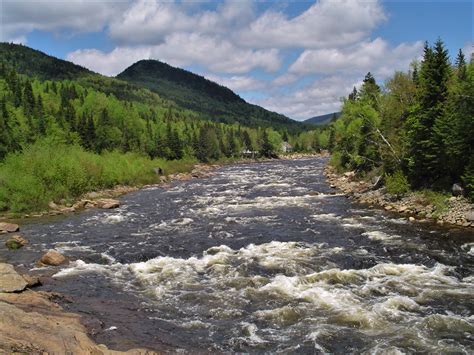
[0,140,189,213]
[462,159,474,202]
[385,170,410,196]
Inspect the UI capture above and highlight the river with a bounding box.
[1,157,473,353]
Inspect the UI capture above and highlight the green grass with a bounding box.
[0,139,196,213]
[413,189,450,218]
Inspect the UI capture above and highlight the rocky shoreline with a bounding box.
[324,165,474,228]
[0,262,157,354]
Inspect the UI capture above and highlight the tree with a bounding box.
[348,86,358,101]
[407,39,451,187]
[455,49,467,81]
[0,98,11,159]
[260,130,275,158]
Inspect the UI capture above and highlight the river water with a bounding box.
[1,157,473,353]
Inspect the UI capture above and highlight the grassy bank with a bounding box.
[0,139,196,213]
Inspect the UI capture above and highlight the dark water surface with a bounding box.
[1,157,473,353]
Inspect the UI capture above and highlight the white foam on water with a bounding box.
[51,234,474,352]
[310,213,341,222]
[461,242,474,256]
[361,231,400,242]
[105,214,125,224]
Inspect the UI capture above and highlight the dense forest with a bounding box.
[0,43,326,213]
[328,39,473,201]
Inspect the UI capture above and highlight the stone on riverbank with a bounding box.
[96,199,120,209]
[0,222,19,233]
[38,250,67,266]
[0,263,27,292]
[452,183,464,196]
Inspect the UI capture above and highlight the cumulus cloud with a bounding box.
[255,76,361,120]
[1,0,128,41]
[204,74,267,92]
[108,0,255,45]
[67,34,281,76]
[238,0,386,49]
[289,38,423,76]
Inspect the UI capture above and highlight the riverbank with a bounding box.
[0,153,321,222]
[324,165,474,228]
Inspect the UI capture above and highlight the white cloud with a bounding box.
[67,34,281,76]
[255,76,362,120]
[238,0,386,49]
[1,0,128,41]
[289,38,423,77]
[204,74,266,92]
[108,0,255,45]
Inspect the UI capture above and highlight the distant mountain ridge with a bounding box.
[117,59,303,130]
[0,43,305,130]
[304,112,341,126]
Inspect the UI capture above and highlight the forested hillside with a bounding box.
[117,60,302,130]
[327,39,474,200]
[0,43,326,213]
[304,112,341,126]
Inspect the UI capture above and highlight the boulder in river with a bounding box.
[5,235,28,250]
[38,250,67,266]
[452,183,464,196]
[0,263,27,293]
[96,198,120,209]
[0,222,19,233]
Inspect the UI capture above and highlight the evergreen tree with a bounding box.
[348,86,358,101]
[407,39,451,187]
[260,130,275,158]
[455,49,467,81]
[0,98,11,159]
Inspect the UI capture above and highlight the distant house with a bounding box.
[281,142,293,153]
[241,149,258,158]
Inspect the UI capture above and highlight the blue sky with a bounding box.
[1,0,472,120]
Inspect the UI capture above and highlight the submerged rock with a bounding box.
[0,222,20,233]
[0,263,27,293]
[38,250,67,266]
[5,235,28,250]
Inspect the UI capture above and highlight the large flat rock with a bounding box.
[0,263,27,293]
[0,290,157,354]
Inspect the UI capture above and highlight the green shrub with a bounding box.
[413,189,449,217]
[0,140,189,213]
[462,159,474,202]
[385,170,410,196]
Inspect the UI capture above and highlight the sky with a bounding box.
[1,0,472,121]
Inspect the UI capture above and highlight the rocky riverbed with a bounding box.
[324,166,474,228]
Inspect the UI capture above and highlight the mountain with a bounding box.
[117,60,302,130]
[0,44,304,131]
[304,112,341,126]
[0,43,93,80]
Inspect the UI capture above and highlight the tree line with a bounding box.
[328,39,473,200]
[0,64,327,164]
